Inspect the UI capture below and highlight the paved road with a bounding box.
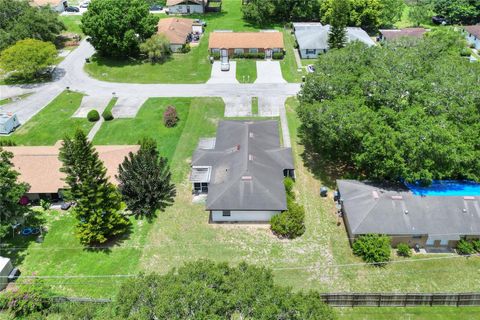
[0,40,300,145]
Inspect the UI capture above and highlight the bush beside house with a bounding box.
[352,234,391,265]
[457,239,477,255]
[396,243,411,257]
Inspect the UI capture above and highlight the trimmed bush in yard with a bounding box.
[472,239,480,252]
[352,234,391,265]
[87,110,100,122]
[457,239,476,255]
[271,178,305,239]
[396,243,412,257]
[163,105,178,128]
[102,109,114,121]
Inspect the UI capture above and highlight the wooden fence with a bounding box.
[319,293,480,307]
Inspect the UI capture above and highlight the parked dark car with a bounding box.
[150,4,163,11]
[65,6,80,12]
[61,202,73,210]
[8,268,21,282]
[432,16,447,25]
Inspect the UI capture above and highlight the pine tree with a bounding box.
[59,130,130,245]
[117,138,176,219]
[328,0,350,49]
[0,148,30,239]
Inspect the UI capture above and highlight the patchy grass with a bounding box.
[251,97,258,115]
[236,60,257,83]
[0,93,32,106]
[0,91,94,146]
[337,306,480,319]
[281,30,304,82]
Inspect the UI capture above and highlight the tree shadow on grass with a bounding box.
[82,222,134,254]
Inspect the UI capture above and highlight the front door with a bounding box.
[221,49,228,58]
[187,6,191,13]
[265,49,272,59]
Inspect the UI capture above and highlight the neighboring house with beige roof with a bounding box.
[166,0,206,14]
[31,0,68,12]
[208,31,284,58]
[464,25,480,50]
[158,18,203,52]
[3,142,139,201]
[378,28,427,42]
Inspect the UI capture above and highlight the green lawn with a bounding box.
[280,30,304,82]
[338,307,480,319]
[59,15,84,36]
[236,60,257,83]
[93,98,192,160]
[0,91,93,146]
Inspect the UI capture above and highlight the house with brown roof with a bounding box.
[3,142,139,201]
[158,18,203,52]
[464,25,480,50]
[166,0,207,14]
[378,28,427,42]
[208,31,284,59]
[31,0,68,12]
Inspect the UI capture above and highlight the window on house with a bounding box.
[222,210,231,217]
[249,48,258,54]
[212,48,220,54]
[234,48,244,55]
[273,48,280,53]
[412,235,422,239]
[306,49,316,55]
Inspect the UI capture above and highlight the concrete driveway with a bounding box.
[111,96,147,118]
[72,95,111,118]
[223,96,252,117]
[255,61,286,84]
[258,96,286,117]
[207,61,238,84]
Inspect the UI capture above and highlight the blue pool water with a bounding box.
[406,180,480,196]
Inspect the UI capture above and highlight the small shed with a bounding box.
[0,113,20,134]
[0,256,13,291]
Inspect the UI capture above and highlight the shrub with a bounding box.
[40,199,51,211]
[181,43,191,53]
[102,109,114,121]
[273,52,284,60]
[163,106,178,127]
[284,177,295,199]
[457,239,475,255]
[212,52,220,60]
[87,110,100,122]
[472,239,480,252]
[396,243,411,257]
[0,140,16,146]
[271,203,305,239]
[460,47,472,57]
[352,234,391,265]
[2,280,53,317]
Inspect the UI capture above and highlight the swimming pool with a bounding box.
[406,180,480,196]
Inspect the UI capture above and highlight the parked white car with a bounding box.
[221,56,230,71]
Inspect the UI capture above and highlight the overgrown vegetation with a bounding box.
[163,105,178,127]
[456,239,478,255]
[0,279,53,317]
[396,243,412,257]
[242,0,320,26]
[352,234,391,265]
[271,177,306,239]
[298,29,480,185]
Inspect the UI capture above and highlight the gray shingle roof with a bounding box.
[337,180,480,238]
[192,120,294,211]
[295,25,375,50]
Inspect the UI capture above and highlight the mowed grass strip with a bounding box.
[0,91,94,146]
[92,98,191,160]
[236,60,257,83]
[337,306,480,320]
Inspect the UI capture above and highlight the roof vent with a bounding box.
[462,208,467,213]
[249,132,254,138]
[372,191,379,199]
[241,176,252,181]
[248,154,254,161]
[391,195,403,200]
[404,210,409,214]
[464,196,475,200]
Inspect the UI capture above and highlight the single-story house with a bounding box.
[337,180,480,249]
[0,113,20,135]
[464,25,480,50]
[31,0,68,12]
[294,24,375,59]
[166,0,206,14]
[0,257,13,291]
[3,142,139,201]
[157,18,203,52]
[190,120,295,222]
[292,22,323,32]
[208,31,284,58]
[378,28,427,42]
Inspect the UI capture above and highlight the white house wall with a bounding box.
[211,210,280,222]
[168,4,204,14]
[466,34,480,50]
[170,44,183,52]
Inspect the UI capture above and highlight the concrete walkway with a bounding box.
[111,96,147,118]
[293,47,303,70]
[87,118,104,141]
[223,96,252,117]
[72,95,111,118]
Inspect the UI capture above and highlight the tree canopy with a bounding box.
[114,260,336,319]
[81,0,159,57]
[298,29,480,185]
[59,130,131,245]
[242,0,320,26]
[0,39,57,80]
[0,0,65,51]
[432,0,480,24]
[327,0,350,49]
[0,148,30,239]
